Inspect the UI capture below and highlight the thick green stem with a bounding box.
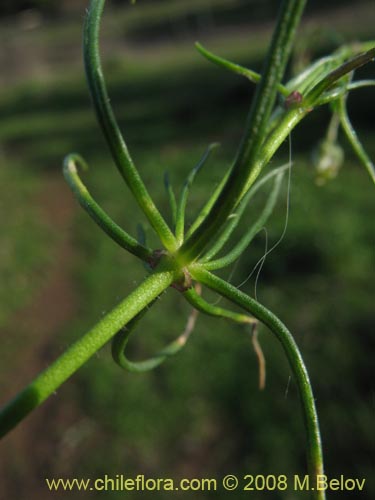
[191,266,325,500]
[178,0,307,262]
[84,0,177,251]
[0,270,175,439]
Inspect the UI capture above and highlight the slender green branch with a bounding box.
[346,79,375,90]
[337,94,375,184]
[191,266,324,498]
[0,269,176,438]
[84,0,177,251]
[63,154,153,261]
[252,107,306,193]
[317,79,375,105]
[178,0,307,262]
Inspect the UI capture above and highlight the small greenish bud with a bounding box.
[313,139,344,185]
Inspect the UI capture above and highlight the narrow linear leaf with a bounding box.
[202,164,289,262]
[185,167,231,239]
[184,287,255,325]
[175,143,219,243]
[305,47,375,106]
[205,170,285,270]
[164,172,178,228]
[112,298,198,373]
[287,55,338,95]
[196,42,289,97]
[63,154,152,261]
[136,223,147,247]
[84,0,177,250]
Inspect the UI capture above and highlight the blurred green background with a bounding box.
[0,1,374,499]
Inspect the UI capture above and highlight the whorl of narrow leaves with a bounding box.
[2,3,374,499]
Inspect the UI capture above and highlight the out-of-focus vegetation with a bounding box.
[0,163,52,327]
[0,1,374,498]
[0,0,363,18]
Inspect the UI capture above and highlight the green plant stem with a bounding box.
[0,269,176,439]
[318,79,375,105]
[178,0,307,262]
[188,111,306,250]
[84,0,177,251]
[191,266,324,499]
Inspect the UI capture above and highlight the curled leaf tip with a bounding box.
[63,153,89,174]
[313,140,344,185]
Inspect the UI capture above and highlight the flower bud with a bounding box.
[313,139,344,185]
